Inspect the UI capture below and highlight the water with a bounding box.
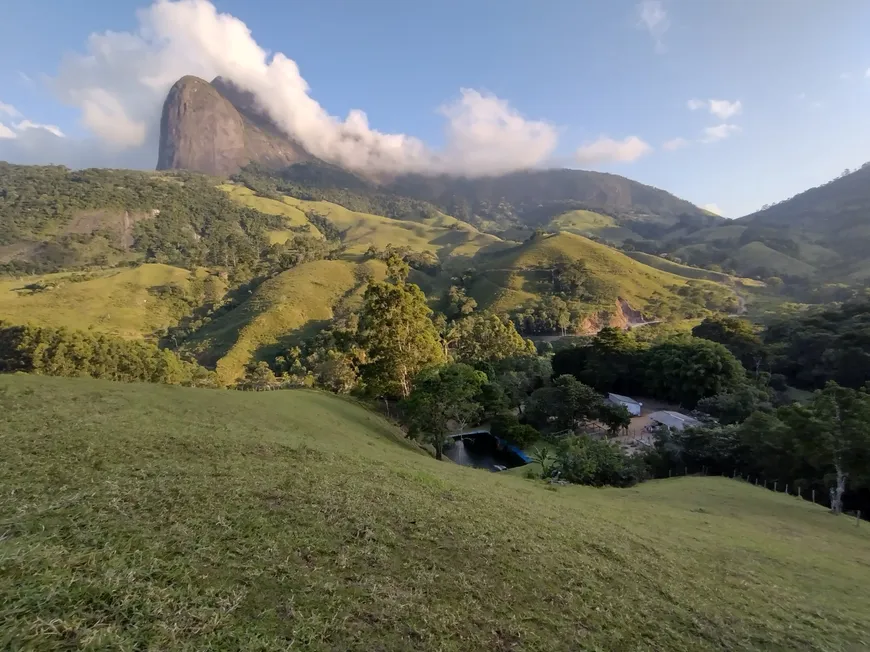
[444,433,526,472]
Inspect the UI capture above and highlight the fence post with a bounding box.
[774,481,777,492]
[669,469,672,478]
[785,484,788,495]
[755,477,758,486]
[858,511,862,527]
[684,466,688,476]
[812,489,815,503]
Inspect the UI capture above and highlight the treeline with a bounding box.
[553,327,746,407]
[0,163,339,279]
[763,300,870,390]
[648,383,870,515]
[0,324,215,386]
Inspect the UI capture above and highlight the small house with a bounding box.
[608,393,642,417]
[648,410,700,431]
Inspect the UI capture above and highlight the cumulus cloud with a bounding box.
[662,137,688,151]
[0,101,21,118]
[701,123,740,143]
[0,124,17,139]
[688,98,742,120]
[636,1,669,53]
[15,0,556,177]
[702,203,722,215]
[16,120,65,138]
[575,135,652,166]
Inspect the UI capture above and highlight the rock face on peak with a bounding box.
[157,75,309,177]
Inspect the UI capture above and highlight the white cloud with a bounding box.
[688,98,742,120]
[708,99,742,120]
[20,0,556,176]
[636,1,669,53]
[662,137,688,151]
[0,124,17,139]
[701,123,740,143]
[702,203,722,216]
[575,135,652,165]
[16,120,65,138]
[0,101,21,118]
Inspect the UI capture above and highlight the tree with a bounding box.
[314,351,358,394]
[446,313,535,365]
[644,336,745,407]
[239,361,279,391]
[597,402,632,436]
[553,436,640,487]
[446,285,477,319]
[692,316,766,374]
[401,363,487,460]
[778,383,870,514]
[527,375,603,431]
[356,280,446,398]
[696,384,773,425]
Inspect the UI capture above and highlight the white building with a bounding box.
[648,410,700,431]
[608,393,643,416]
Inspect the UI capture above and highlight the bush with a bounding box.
[553,436,643,487]
[506,423,540,449]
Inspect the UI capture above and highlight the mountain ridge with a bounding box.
[155,75,715,236]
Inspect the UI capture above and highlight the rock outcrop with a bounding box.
[157,76,309,177]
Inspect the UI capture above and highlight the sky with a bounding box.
[1,0,869,217]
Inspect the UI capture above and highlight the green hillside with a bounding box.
[185,258,387,385]
[219,180,508,263]
[2,374,868,650]
[468,232,735,318]
[546,209,643,242]
[0,264,226,339]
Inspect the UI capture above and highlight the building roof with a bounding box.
[648,410,700,430]
[607,393,642,406]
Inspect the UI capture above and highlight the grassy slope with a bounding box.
[2,374,869,651]
[220,183,507,262]
[469,232,722,314]
[547,209,643,243]
[0,264,225,339]
[731,242,818,277]
[186,259,386,385]
[624,251,736,283]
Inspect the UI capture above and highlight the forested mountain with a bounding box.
[660,164,870,284]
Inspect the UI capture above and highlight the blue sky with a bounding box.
[1,0,869,217]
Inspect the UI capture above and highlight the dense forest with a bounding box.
[0,323,214,386]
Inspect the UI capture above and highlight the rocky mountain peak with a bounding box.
[156,75,309,177]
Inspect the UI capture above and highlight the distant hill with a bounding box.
[463,231,739,334]
[388,168,721,236]
[664,164,870,283]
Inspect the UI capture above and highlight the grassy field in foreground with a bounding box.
[2,375,869,651]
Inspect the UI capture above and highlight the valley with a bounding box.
[2,69,870,652]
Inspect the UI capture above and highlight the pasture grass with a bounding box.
[1,374,868,651]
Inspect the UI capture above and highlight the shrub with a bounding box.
[506,423,540,449]
[553,436,643,487]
